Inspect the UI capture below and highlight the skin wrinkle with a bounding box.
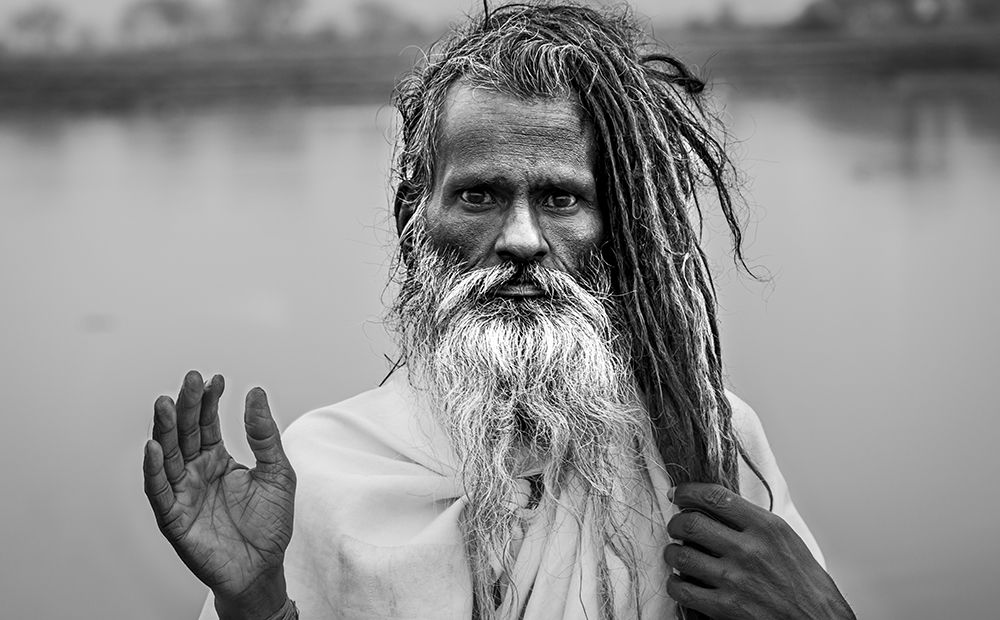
[437,93,592,181]
[437,83,590,166]
[427,84,603,276]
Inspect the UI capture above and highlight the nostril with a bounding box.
[497,247,547,263]
[496,231,549,261]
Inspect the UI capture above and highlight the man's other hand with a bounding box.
[142,371,296,620]
[664,482,855,620]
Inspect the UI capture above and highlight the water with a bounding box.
[1,84,998,619]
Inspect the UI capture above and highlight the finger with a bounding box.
[244,387,290,476]
[663,543,733,589]
[199,374,225,450]
[670,482,764,531]
[143,439,176,526]
[175,370,204,461]
[152,395,185,484]
[666,573,726,618]
[667,510,742,556]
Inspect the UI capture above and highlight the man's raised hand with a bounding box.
[143,371,296,620]
[664,482,855,620]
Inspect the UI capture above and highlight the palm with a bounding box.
[170,446,294,594]
[144,372,297,601]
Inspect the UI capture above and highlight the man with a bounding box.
[143,4,856,619]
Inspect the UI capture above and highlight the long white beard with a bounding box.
[391,230,652,617]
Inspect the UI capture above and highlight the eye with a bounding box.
[460,189,496,207]
[544,193,579,210]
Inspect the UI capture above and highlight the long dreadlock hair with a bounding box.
[392,3,767,616]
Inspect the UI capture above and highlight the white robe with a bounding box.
[198,372,823,619]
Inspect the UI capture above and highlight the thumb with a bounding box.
[244,387,291,476]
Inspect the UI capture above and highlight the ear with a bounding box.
[394,180,419,236]
[394,180,421,263]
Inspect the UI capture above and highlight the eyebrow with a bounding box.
[441,165,596,195]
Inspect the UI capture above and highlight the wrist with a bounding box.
[213,569,289,620]
[261,598,298,620]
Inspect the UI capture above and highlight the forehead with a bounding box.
[434,83,595,182]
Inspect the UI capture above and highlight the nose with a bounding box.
[495,203,549,262]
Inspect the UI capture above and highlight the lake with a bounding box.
[1,80,998,619]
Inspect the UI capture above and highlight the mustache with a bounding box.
[434,261,608,323]
[467,262,567,295]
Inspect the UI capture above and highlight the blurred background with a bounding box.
[1,0,998,618]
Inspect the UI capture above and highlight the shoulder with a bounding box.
[280,372,456,477]
[725,390,827,566]
[725,390,779,507]
[283,379,407,451]
[726,390,772,469]
[726,390,765,447]
[278,373,465,543]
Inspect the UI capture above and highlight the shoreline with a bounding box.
[2,27,998,111]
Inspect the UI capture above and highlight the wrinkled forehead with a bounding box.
[433,81,596,172]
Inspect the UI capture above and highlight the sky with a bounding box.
[0,0,810,38]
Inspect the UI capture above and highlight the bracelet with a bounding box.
[264,598,298,620]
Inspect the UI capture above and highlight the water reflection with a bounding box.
[1,83,998,620]
[750,79,1000,184]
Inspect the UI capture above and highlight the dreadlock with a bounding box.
[393,3,765,617]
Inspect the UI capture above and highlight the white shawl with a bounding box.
[198,373,822,619]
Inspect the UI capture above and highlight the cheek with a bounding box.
[424,206,495,262]
[549,211,605,265]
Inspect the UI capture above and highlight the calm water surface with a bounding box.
[1,84,998,619]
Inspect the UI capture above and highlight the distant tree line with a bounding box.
[8,0,998,56]
[2,0,435,54]
[792,0,1000,30]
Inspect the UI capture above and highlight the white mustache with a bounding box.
[435,261,609,328]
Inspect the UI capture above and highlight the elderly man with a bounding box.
[143,4,855,620]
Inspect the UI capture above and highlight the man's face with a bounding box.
[422,83,604,294]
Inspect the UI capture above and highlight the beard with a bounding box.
[390,223,652,616]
